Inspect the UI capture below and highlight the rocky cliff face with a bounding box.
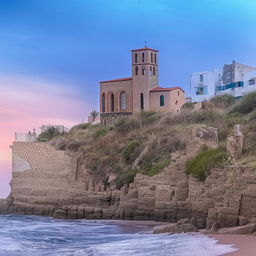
[1,126,256,231]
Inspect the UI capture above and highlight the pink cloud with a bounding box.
[0,75,94,197]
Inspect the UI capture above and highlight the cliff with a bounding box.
[2,94,256,233]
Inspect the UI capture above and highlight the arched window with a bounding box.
[135,53,138,63]
[160,95,164,106]
[150,66,152,76]
[178,90,180,96]
[151,52,153,63]
[120,92,126,110]
[140,93,144,110]
[111,93,114,112]
[153,67,156,76]
[142,52,145,62]
[154,53,157,63]
[142,66,145,75]
[135,66,139,76]
[102,93,105,112]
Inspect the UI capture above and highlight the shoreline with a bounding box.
[208,234,256,256]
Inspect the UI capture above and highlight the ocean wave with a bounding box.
[0,215,237,256]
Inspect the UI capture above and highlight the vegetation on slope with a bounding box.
[38,127,61,142]
[185,147,230,181]
[48,92,256,187]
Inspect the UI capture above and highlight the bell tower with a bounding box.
[132,47,159,113]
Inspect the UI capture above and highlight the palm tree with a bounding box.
[90,110,99,122]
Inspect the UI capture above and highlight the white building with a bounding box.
[190,70,221,102]
[216,61,256,98]
[191,61,256,102]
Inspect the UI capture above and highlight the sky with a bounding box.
[0,0,256,197]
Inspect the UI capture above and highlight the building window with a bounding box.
[153,67,155,76]
[150,66,152,76]
[142,52,145,62]
[142,66,145,75]
[140,93,144,110]
[154,53,157,63]
[111,93,114,112]
[151,52,153,63]
[249,79,255,85]
[200,74,203,82]
[120,92,126,110]
[160,95,164,106]
[178,90,180,96]
[135,66,139,76]
[135,53,138,63]
[102,94,105,113]
[175,100,178,105]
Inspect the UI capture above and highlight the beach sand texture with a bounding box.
[210,234,256,256]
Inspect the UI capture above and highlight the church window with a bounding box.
[120,92,127,110]
[150,66,152,76]
[140,93,144,110]
[142,66,145,75]
[154,53,157,63]
[142,52,145,62]
[160,95,164,106]
[102,94,105,112]
[178,90,180,96]
[111,93,115,112]
[135,66,139,76]
[151,52,153,63]
[135,53,138,63]
[153,67,156,76]
[175,100,178,105]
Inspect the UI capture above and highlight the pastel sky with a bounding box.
[0,0,256,197]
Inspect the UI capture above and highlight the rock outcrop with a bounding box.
[153,218,198,234]
[1,126,256,234]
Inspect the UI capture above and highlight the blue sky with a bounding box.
[0,0,256,197]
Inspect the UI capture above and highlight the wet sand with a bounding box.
[209,234,256,256]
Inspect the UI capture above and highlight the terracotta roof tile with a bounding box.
[150,86,184,93]
[100,77,132,83]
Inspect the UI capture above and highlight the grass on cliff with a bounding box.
[49,92,256,187]
[185,147,231,181]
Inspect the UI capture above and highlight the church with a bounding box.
[100,47,185,125]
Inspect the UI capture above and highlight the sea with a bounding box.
[0,215,237,256]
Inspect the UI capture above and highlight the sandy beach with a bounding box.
[209,234,256,256]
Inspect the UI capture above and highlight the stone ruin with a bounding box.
[226,124,244,158]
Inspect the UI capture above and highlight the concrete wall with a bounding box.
[191,70,221,102]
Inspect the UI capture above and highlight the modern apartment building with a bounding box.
[191,61,256,102]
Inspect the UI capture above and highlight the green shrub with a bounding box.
[210,95,235,108]
[181,102,194,110]
[143,159,170,176]
[115,117,140,133]
[115,169,138,189]
[139,111,160,126]
[93,127,109,138]
[122,141,140,164]
[37,127,60,142]
[185,147,230,181]
[231,92,256,114]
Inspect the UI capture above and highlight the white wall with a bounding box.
[191,70,221,102]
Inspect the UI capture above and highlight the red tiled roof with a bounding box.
[100,77,132,83]
[131,47,159,52]
[150,86,185,93]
